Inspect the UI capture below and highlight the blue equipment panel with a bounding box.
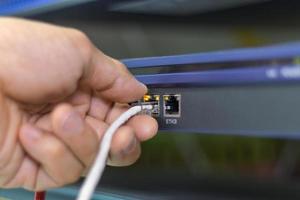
[0,0,92,15]
[124,42,300,139]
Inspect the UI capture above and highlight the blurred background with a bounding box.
[1,0,300,58]
[2,0,300,199]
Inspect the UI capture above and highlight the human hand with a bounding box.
[0,18,157,191]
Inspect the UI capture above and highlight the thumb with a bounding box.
[83,48,147,103]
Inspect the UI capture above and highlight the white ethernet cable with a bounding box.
[76,104,154,200]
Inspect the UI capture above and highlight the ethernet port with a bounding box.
[163,94,181,117]
[143,94,160,116]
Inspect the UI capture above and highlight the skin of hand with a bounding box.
[0,18,158,191]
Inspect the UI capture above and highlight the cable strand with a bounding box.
[77,105,153,200]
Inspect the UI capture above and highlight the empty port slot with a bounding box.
[163,94,181,117]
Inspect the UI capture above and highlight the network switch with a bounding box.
[124,42,300,139]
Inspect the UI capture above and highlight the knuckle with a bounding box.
[48,143,65,159]
[0,176,8,187]
[114,59,126,68]
[47,164,83,188]
[0,153,8,171]
[67,28,93,60]
[64,166,83,184]
[68,28,89,42]
[112,58,131,74]
[0,148,11,171]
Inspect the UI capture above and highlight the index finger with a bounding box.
[82,47,147,103]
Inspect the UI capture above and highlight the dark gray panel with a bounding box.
[149,84,300,138]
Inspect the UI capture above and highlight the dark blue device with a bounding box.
[123,42,300,139]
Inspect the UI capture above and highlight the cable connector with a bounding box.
[130,94,160,117]
[138,104,155,116]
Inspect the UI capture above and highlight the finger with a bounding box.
[127,115,158,141]
[87,96,112,121]
[81,116,108,175]
[105,103,129,123]
[51,104,99,167]
[65,89,91,116]
[106,103,158,141]
[85,116,108,139]
[107,125,141,167]
[19,124,84,188]
[83,49,147,103]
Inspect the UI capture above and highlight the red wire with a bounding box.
[34,191,46,200]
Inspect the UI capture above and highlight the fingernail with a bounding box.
[62,111,83,134]
[122,136,137,155]
[22,125,41,141]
